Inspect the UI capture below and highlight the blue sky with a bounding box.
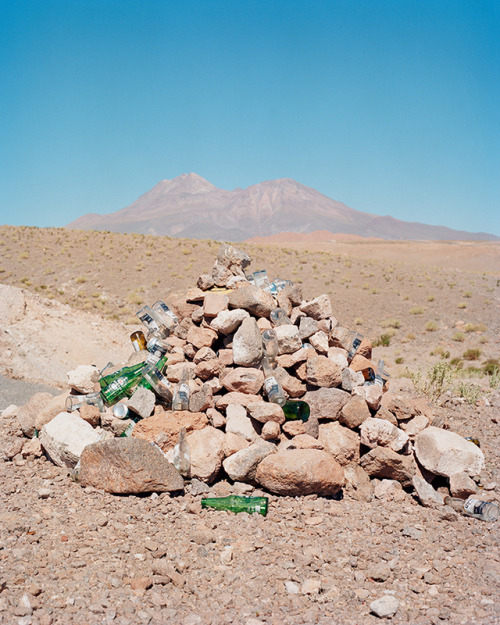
[0,0,499,236]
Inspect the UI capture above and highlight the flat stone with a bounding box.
[414,426,485,478]
[255,448,344,496]
[203,292,229,318]
[78,437,184,493]
[215,392,263,410]
[225,404,259,441]
[412,475,444,508]
[186,326,218,350]
[128,386,156,419]
[221,367,264,395]
[343,463,373,502]
[40,412,103,468]
[298,316,319,341]
[282,434,324,450]
[400,414,430,437]
[132,410,209,452]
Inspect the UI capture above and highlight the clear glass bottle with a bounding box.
[201,495,268,516]
[374,360,390,386]
[141,363,173,403]
[151,300,179,334]
[136,305,163,337]
[262,357,286,406]
[65,391,104,413]
[252,270,270,291]
[172,366,191,411]
[173,427,190,477]
[270,307,292,326]
[445,496,499,521]
[261,328,279,364]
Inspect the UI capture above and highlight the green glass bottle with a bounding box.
[283,400,310,422]
[99,361,146,390]
[201,495,268,517]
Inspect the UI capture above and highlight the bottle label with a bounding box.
[264,377,278,395]
[178,383,189,395]
[464,498,487,516]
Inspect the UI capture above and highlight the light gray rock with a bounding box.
[414,426,485,478]
[67,365,100,394]
[353,383,383,411]
[360,417,409,452]
[275,325,302,355]
[225,404,259,441]
[128,386,156,419]
[298,316,318,341]
[299,294,332,320]
[370,595,400,618]
[222,440,276,482]
[309,331,329,354]
[232,317,264,367]
[412,475,444,508]
[40,411,102,468]
[341,367,364,391]
[210,309,250,335]
[228,285,275,318]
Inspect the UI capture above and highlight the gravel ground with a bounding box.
[1,393,499,625]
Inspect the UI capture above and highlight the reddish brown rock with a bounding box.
[186,426,225,483]
[132,410,209,452]
[78,404,101,427]
[305,356,342,388]
[350,354,375,376]
[339,396,371,429]
[203,292,229,318]
[227,285,275,318]
[302,387,350,420]
[215,392,263,410]
[255,449,344,496]
[360,447,416,485]
[220,367,264,395]
[194,359,223,381]
[186,326,218,349]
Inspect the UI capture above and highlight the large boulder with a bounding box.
[77,437,184,494]
[255,449,344,496]
[414,427,485,478]
[228,285,275,318]
[40,412,102,468]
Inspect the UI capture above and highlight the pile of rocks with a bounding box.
[11,245,486,507]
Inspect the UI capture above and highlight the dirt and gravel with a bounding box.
[0,228,499,624]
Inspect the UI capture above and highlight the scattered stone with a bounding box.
[370,595,400,618]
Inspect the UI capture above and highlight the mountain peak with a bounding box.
[163,172,216,194]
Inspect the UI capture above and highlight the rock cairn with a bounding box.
[15,244,486,505]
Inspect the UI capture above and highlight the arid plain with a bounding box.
[0,225,499,625]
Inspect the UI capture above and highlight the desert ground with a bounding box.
[0,225,499,625]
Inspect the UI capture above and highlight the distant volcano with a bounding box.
[66,173,499,241]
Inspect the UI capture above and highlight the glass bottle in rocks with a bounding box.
[172,366,190,411]
[261,329,279,364]
[444,496,499,522]
[140,363,173,403]
[130,330,147,352]
[65,391,105,413]
[270,307,292,326]
[145,337,169,369]
[262,356,286,406]
[151,300,179,334]
[136,305,163,337]
[201,495,268,516]
[173,427,190,477]
[283,399,310,422]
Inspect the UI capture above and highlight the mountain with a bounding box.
[66,173,499,241]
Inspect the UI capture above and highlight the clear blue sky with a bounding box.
[1,0,499,235]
